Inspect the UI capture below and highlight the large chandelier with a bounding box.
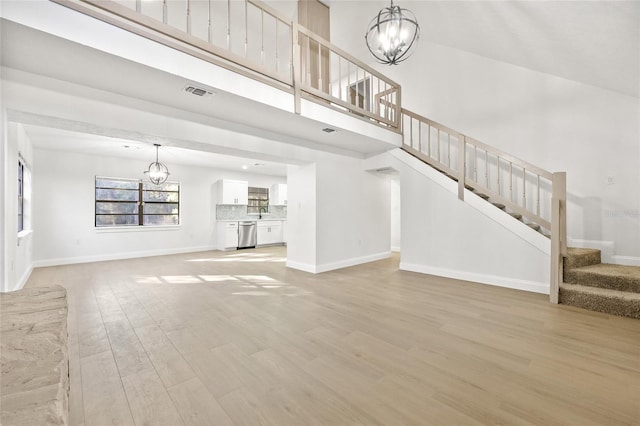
[144,144,170,185]
[365,0,420,65]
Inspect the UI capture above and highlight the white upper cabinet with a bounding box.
[269,183,287,205]
[217,179,248,205]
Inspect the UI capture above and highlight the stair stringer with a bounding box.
[366,149,551,294]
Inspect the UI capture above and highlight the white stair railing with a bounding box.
[52,0,401,129]
[400,109,567,303]
[51,0,566,302]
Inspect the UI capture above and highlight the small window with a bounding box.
[95,177,180,227]
[247,187,268,215]
[17,158,31,234]
[18,160,24,232]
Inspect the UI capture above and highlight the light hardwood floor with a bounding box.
[26,247,640,425]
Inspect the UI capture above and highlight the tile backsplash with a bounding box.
[216,204,287,221]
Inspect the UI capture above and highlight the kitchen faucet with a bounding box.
[259,206,268,219]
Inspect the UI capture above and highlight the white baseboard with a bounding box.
[391,246,401,253]
[286,260,317,273]
[611,255,640,267]
[400,262,549,294]
[9,264,33,292]
[33,246,218,267]
[287,251,391,274]
[316,251,391,273]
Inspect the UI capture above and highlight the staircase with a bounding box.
[435,169,550,237]
[428,163,639,319]
[560,248,640,319]
[58,0,639,318]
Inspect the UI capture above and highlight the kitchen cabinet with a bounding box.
[217,179,248,205]
[269,184,287,205]
[257,221,283,245]
[217,221,238,250]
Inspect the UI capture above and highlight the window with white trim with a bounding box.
[18,158,31,234]
[18,160,24,232]
[95,177,180,227]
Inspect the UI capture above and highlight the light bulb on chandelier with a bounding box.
[365,0,420,65]
[144,144,170,185]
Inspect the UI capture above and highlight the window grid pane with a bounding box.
[95,177,180,227]
[18,161,24,233]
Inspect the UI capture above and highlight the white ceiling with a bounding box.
[0,17,395,161]
[23,124,289,176]
[3,0,637,175]
[333,0,640,98]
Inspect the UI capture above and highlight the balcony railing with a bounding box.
[51,0,566,302]
[53,0,401,129]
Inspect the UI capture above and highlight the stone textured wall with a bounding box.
[1,286,69,425]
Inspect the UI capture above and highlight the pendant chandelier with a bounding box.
[144,144,170,185]
[365,0,420,65]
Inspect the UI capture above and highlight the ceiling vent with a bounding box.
[374,167,398,174]
[322,127,337,133]
[184,85,214,97]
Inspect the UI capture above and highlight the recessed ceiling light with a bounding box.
[322,127,337,133]
[242,165,248,170]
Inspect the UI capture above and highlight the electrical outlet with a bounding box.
[606,175,615,185]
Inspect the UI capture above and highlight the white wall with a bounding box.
[32,148,284,266]
[286,163,317,271]
[3,122,34,291]
[390,176,401,252]
[394,43,640,264]
[286,154,392,273]
[315,155,390,271]
[367,150,551,294]
[0,108,6,290]
[330,5,640,265]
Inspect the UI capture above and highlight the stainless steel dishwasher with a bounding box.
[237,221,257,249]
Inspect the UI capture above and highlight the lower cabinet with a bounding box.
[217,221,238,250]
[257,221,283,246]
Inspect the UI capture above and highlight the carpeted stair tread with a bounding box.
[492,202,506,210]
[564,247,601,270]
[474,192,489,200]
[564,263,640,293]
[527,223,541,231]
[559,283,640,319]
[509,212,523,220]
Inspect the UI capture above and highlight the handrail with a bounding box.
[56,0,293,86]
[295,25,400,88]
[247,0,293,27]
[52,0,565,303]
[399,107,566,303]
[296,24,401,128]
[402,109,553,180]
[54,0,401,129]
